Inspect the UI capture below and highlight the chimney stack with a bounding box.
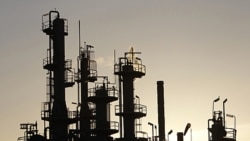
[157,81,166,141]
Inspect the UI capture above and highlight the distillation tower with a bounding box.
[18,10,122,141]
[74,43,97,141]
[114,47,148,141]
[74,42,119,141]
[18,10,238,141]
[41,11,76,141]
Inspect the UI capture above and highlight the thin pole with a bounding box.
[190,128,192,141]
[223,99,227,127]
[78,20,81,55]
[118,59,123,137]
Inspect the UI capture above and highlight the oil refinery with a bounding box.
[17,10,237,141]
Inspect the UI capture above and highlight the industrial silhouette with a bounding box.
[17,10,237,141]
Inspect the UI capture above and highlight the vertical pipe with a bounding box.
[80,56,90,141]
[157,81,165,141]
[223,99,227,127]
[76,21,81,132]
[148,122,154,141]
[118,59,123,138]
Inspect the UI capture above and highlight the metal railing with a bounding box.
[114,61,146,74]
[65,70,74,85]
[88,86,118,98]
[43,57,53,68]
[225,128,236,140]
[42,17,68,34]
[65,59,72,69]
[41,102,51,119]
[115,104,147,115]
[90,121,119,131]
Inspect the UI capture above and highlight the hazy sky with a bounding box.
[1,1,250,141]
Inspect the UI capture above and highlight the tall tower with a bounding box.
[157,81,166,141]
[114,47,148,141]
[87,77,119,141]
[41,11,75,141]
[75,44,97,141]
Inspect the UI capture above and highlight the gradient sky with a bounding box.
[1,1,250,141]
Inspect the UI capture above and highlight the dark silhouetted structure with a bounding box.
[208,98,236,141]
[157,81,165,141]
[114,47,148,141]
[176,123,191,141]
[88,77,119,141]
[18,10,146,141]
[18,10,237,141]
[41,10,75,141]
[76,43,97,141]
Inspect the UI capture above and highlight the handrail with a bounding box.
[115,104,147,115]
[65,59,72,69]
[90,121,119,130]
[88,86,118,98]
[43,57,53,68]
[65,70,74,84]
[41,102,51,119]
[225,127,236,140]
[136,131,148,138]
[42,15,68,34]
[114,59,146,74]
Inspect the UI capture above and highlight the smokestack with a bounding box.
[157,81,165,141]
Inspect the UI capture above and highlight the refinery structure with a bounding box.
[18,11,237,141]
